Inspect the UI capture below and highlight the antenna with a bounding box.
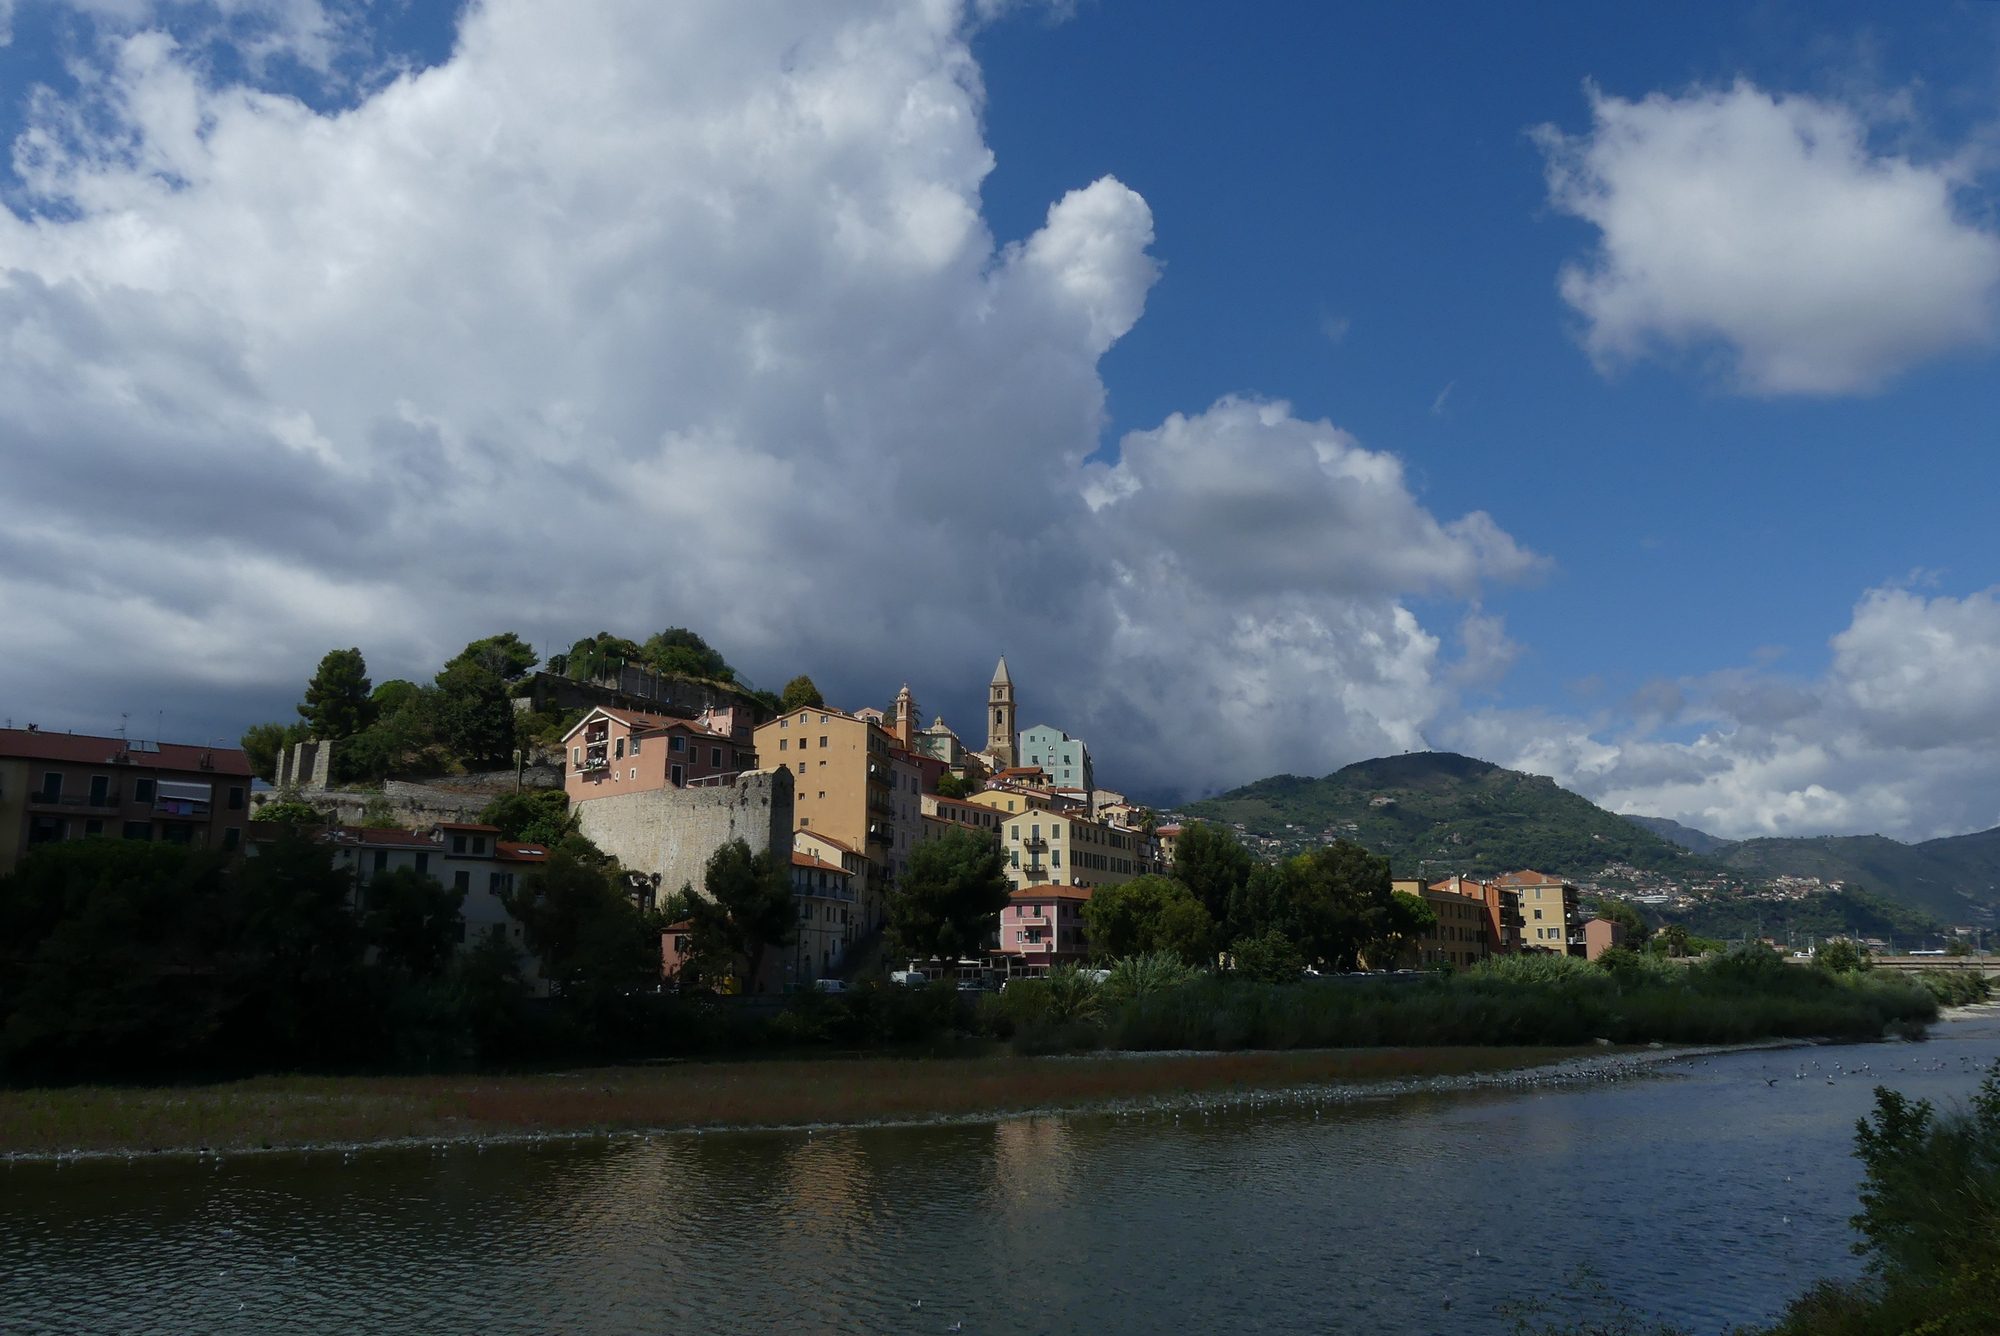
[119,712,130,743]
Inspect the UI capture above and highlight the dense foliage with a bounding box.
[1674,888,1945,950]
[888,827,1013,963]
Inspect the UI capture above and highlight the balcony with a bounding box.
[1021,836,1047,851]
[29,787,123,811]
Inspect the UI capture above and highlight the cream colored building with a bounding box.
[1496,870,1582,956]
[998,808,1143,893]
[922,792,1005,835]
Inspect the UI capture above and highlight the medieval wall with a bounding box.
[575,767,795,900]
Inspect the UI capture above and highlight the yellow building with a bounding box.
[754,706,896,929]
[1496,870,1582,956]
[998,808,1142,893]
[922,792,1005,835]
[967,784,1056,818]
[1392,877,1490,969]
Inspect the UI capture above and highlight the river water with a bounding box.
[7,1011,2000,1336]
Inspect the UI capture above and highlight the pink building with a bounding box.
[995,886,1092,975]
[1582,917,1627,961]
[561,706,751,802]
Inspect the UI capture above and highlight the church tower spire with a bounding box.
[893,682,918,748]
[986,655,1017,768]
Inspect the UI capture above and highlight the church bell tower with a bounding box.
[986,655,1017,768]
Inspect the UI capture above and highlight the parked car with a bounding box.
[811,978,848,993]
[890,969,929,986]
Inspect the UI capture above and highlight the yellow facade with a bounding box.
[997,808,1142,893]
[754,707,896,927]
[967,786,1055,817]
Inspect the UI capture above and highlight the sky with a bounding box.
[3,0,1999,842]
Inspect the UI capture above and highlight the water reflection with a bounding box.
[7,1013,1999,1335]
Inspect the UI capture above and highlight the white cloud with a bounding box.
[0,0,1533,800]
[1537,81,2000,394]
[1449,583,2000,841]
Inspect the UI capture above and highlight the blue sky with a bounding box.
[2,0,1999,840]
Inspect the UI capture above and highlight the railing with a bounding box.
[1022,836,1047,851]
[683,771,743,788]
[794,884,857,903]
[31,788,124,810]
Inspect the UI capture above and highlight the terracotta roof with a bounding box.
[498,841,548,861]
[0,727,251,776]
[437,822,501,833]
[1156,825,1183,836]
[790,852,851,875]
[797,830,859,856]
[325,826,439,849]
[1008,886,1092,901]
[1494,870,1567,887]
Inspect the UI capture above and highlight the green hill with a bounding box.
[1181,752,1707,879]
[1622,814,1736,856]
[1715,830,2000,923]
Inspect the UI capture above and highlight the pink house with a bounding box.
[995,886,1092,975]
[562,707,751,802]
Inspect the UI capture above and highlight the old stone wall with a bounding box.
[576,768,795,900]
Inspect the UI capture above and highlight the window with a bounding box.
[228,786,245,811]
[416,853,430,875]
[1051,849,1061,867]
[453,870,470,893]
[39,771,61,802]
[630,735,641,755]
[489,872,511,894]
[780,738,789,750]
[711,747,722,767]
[819,735,828,748]
[572,747,581,767]
[89,775,110,805]
[629,768,638,780]
[797,763,806,774]
[671,735,685,753]
[472,837,487,855]
[451,833,467,854]
[1534,908,1544,920]
[818,714,828,724]
[134,778,155,803]
[373,850,389,873]
[614,738,625,759]
[222,827,240,851]
[818,791,826,799]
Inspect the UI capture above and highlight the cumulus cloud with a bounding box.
[0,0,1535,798]
[1448,583,2000,842]
[1536,81,2000,394]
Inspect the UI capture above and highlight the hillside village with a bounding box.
[2,632,1975,993]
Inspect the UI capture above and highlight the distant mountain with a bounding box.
[1622,814,1735,856]
[1714,831,2000,924]
[1180,752,1705,879]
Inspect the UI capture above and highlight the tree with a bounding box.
[1082,875,1215,964]
[934,772,976,800]
[241,721,307,783]
[644,628,735,683]
[1230,929,1304,984]
[889,827,1012,964]
[1278,840,1401,971]
[1816,937,1872,973]
[257,796,330,825]
[362,868,465,981]
[1379,889,1439,967]
[221,827,377,1063]
[1171,821,1256,930]
[501,850,656,1010]
[298,648,376,740]
[447,633,538,683]
[433,661,515,768]
[1590,896,1652,948]
[683,839,794,992]
[780,675,825,711]
[563,633,643,683]
[479,790,576,846]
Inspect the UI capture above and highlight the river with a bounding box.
[7,1011,2000,1335]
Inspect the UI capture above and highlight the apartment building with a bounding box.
[1393,877,1490,969]
[1430,875,1525,956]
[998,808,1142,894]
[1019,724,1094,795]
[753,706,898,926]
[921,792,1005,836]
[790,850,858,984]
[1495,870,1583,956]
[0,727,253,873]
